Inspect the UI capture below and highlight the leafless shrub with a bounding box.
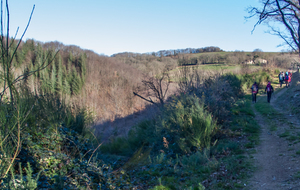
[241,63,251,74]
[175,66,204,93]
[267,53,298,69]
[174,66,243,124]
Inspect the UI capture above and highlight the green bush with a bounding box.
[105,95,219,156]
[162,95,218,153]
[181,150,210,171]
[239,70,271,92]
[257,71,271,84]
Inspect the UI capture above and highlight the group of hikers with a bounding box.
[278,70,292,88]
[250,70,293,103]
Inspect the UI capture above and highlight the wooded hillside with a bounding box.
[7,39,299,125]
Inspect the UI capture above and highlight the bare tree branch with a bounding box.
[133,92,156,105]
[248,0,300,55]
[133,69,170,107]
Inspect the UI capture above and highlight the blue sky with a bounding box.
[6,0,285,56]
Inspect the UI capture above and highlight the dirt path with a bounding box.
[247,72,300,190]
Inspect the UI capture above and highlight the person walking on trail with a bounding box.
[278,71,284,87]
[285,71,290,88]
[265,81,274,103]
[251,82,259,103]
[289,71,292,78]
[288,71,292,86]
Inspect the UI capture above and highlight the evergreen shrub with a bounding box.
[101,94,218,155]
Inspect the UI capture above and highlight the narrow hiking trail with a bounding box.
[248,71,300,190]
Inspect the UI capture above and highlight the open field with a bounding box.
[189,51,281,57]
[168,64,262,82]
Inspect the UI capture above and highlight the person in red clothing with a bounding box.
[285,71,289,88]
[288,71,292,86]
[265,81,274,103]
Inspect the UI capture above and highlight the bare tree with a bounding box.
[176,65,202,93]
[133,69,170,107]
[248,0,300,56]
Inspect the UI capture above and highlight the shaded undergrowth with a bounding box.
[0,90,131,189]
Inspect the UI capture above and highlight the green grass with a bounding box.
[270,124,277,131]
[168,64,264,83]
[168,64,241,82]
[287,135,298,142]
[254,95,286,132]
[189,51,280,58]
[293,171,300,179]
[233,95,260,148]
[254,100,277,117]
[279,130,290,138]
[172,64,261,72]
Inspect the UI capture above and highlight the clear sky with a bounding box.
[6,0,286,56]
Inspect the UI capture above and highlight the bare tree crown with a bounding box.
[248,0,300,54]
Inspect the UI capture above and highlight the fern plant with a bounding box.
[4,162,41,190]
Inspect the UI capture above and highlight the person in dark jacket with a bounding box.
[251,82,259,103]
[265,81,274,103]
[278,71,284,87]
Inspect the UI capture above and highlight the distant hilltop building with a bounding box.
[245,60,254,64]
[255,58,268,64]
[245,58,267,64]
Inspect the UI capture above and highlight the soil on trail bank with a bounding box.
[247,71,300,190]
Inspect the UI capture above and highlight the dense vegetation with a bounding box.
[0,7,298,188]
[14,40,87,96]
